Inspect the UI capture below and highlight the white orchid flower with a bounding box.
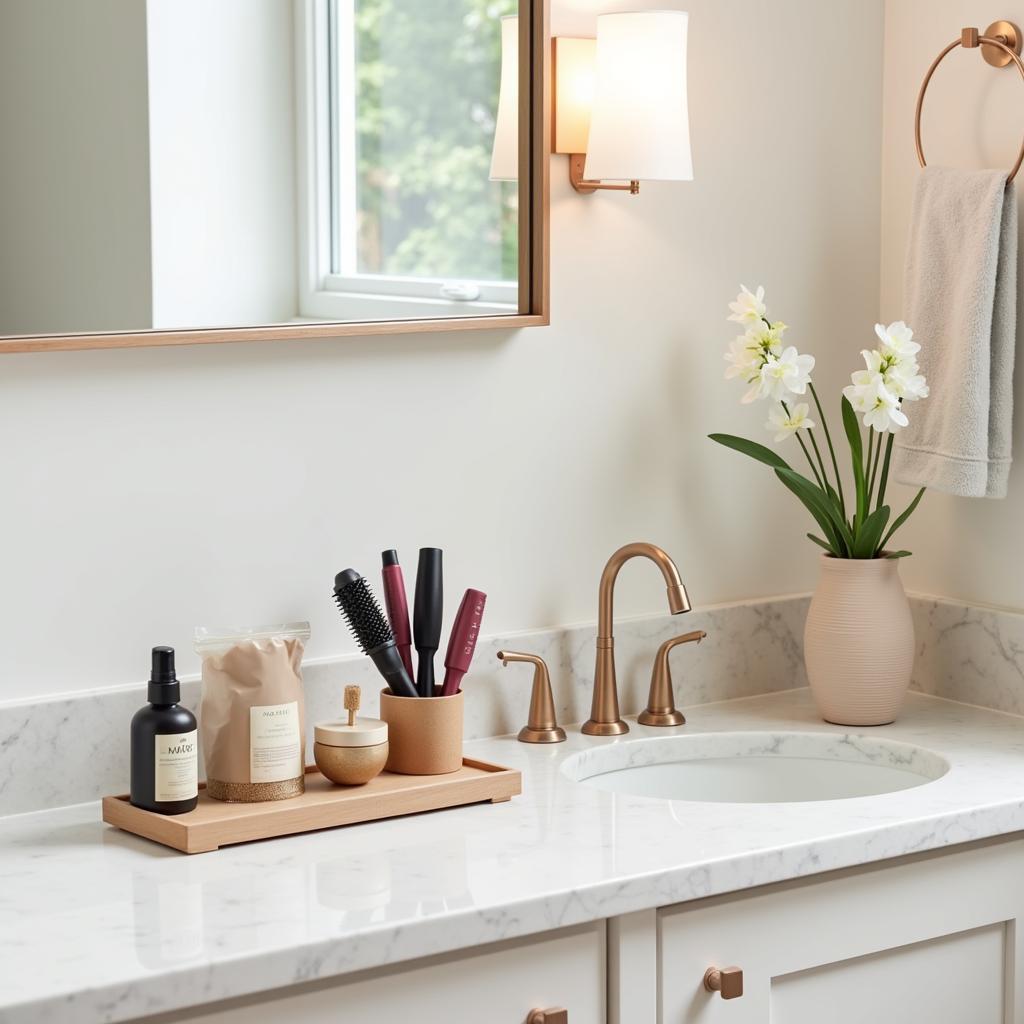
[724,336,762,379]
[766,403,815,443]
[727,285,767,325]
[746,319,787,354]
[723,320,787,382]
[843,368,882,412]
[843,372,909,433]
[743,347,815,403]
[885,363,929,402]
[855,347,930,404]
[864,392,909,432]
[874,321,920,359]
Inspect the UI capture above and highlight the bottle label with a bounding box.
[154,730,198,803]
[250,701,302,783]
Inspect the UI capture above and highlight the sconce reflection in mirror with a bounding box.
[490,11,693,196]
[490,15,520,182]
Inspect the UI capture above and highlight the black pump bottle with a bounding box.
[130,647,199,814]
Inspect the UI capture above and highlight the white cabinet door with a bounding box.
[659,837,1024,1024]
[770,923,1004,1023]
[150,922,605,1024]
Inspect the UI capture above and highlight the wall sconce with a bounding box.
[554,11,693,195]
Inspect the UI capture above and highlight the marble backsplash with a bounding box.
[910,597,1024,716]
[0,596,809,815]
[3,592,1024,816]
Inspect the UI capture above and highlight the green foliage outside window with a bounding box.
[352,0,519,282]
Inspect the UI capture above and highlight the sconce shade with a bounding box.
[490,16,519,181]
[553,37,597,155]
[584,11,692,183]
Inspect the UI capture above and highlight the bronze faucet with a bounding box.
[638,630,706,726]
[582,542,691,736]
[497,651,566,743]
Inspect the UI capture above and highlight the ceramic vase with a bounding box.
[803,554,915,726]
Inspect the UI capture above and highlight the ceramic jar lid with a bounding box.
[314,718,388,748]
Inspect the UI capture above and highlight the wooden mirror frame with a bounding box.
[0,0,549,356]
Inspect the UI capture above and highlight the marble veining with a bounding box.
[911,596,1024,715]
[4,690,1024,1022]
[0,596,809,815]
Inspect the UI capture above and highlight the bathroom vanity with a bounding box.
[4,688,1024,1023]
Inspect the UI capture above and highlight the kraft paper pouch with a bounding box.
[194,623,309,802]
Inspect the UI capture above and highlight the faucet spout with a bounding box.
[584,542,691,736]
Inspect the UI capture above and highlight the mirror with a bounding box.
[0,0,548,353]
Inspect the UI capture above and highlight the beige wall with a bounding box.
[880,0,1024,610]
[0,0,884,700]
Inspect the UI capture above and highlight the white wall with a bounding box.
[0,0,152,335]
[146,0,298,329]
[880,0,1024,610]
[0,0,884,701]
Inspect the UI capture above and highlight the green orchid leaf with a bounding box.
[841,396,867,525]
[885,550,913,558]
[853,505,890,559]
[775,468,851,556]
[806,533,838,555]
[778,478,842,551]
[879,487,926,550]
[708,434,791,471]
[777,467,853,553]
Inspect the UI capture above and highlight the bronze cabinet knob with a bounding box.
[704,965,743,999]
[527,1008,568,1024]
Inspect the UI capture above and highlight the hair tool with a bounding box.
[413,548,443,697]
[380,550,414,681]
[441,589,487,696]
[333,569,418,698]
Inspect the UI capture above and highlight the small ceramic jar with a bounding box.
[313,717,388,785]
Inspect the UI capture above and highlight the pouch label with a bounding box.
[250,701,301,783]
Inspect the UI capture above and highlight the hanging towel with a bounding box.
[893,167,1018,498]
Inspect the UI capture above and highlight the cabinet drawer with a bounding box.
[149,922,605,1024]
[659,838,1024,1024]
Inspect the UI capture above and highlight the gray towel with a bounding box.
[893,167,1017,498]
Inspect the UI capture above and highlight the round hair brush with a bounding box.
[333,569,419,698]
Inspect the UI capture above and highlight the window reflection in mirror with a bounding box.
[0,0,522,337]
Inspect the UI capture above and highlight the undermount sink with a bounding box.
[561,731,949,804]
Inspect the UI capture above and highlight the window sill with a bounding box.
[299,288,519,322]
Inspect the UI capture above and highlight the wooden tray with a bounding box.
[102,758,521,854]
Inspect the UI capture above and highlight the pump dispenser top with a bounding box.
[148,646,181,704]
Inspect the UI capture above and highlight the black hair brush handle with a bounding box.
[368,643,419,699]
[414,548,443,697]
[334,569,418,698]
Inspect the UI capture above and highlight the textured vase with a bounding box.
[804,554,915,726]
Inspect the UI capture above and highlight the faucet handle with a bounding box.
[638,630,706,727]
[497,651,567,744]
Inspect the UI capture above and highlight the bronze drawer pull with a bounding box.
[704,965,744,999]
[527,1009,568,1024]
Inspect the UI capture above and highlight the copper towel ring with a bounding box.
[915,21,1024,183]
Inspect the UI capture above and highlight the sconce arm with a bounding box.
[569,155,640,195]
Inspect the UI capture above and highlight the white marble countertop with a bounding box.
[4,688,1024,1023]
